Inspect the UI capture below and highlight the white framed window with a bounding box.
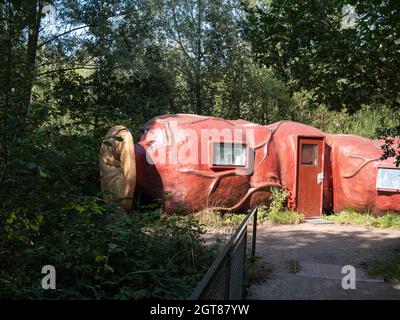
[376,167,400,191]
[213,142,246,167]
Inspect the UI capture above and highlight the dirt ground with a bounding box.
[247,221,400,300]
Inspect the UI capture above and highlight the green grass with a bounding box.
[191,204,304,229]
[325,209,400,230]
[244,253,262,294]
[192,210,247,229]
[367,249,400,283]
[189,188,305,230]
[259,204,304,226]
[267,209,304,225]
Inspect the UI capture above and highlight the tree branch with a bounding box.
[36,66,99,77]
[38,25,89,48]
[171,6,194,61]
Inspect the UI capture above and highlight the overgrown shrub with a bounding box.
[263,188,304,225]
[256,205,269,223]
[1,201,214,299]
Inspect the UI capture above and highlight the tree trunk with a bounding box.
[23,0,43,123]
[195,0,202,115]
[1,2,14,171]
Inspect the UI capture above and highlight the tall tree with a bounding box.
[0,1,45,176]
[162,0,244,115]
[243,0,400,113]
[23,0,44,115]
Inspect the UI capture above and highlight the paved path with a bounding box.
[248,222,400,300]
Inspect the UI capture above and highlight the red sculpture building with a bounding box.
[100,114,400,218]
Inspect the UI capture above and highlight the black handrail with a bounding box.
[189,205,258,300]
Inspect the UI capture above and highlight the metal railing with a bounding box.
[189,206,258,300]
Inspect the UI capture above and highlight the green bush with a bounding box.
[263,188,304,225]
[267,188,288,215]
[256,205,269,223]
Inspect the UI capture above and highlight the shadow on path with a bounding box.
[248,222,400,300]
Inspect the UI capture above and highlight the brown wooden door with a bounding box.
[296,137,324,218]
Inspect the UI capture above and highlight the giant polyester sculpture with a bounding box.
[99,114,400,218]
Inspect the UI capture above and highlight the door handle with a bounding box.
[317,172,324,184]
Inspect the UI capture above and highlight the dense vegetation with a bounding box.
[1,208,215,299]
[0,0,399,298]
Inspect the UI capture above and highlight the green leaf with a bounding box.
[75,204,85,213]
[29,224,39,232]
[7,212,16,224]
[95,255,107,263]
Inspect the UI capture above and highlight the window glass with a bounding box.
[213,143,246,166]
[301,144,318,165]
[376,168,400,190]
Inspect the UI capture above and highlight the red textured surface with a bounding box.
[134,114,400,216]
[326,134,400,215]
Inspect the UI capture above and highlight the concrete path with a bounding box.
[248,222,400,300]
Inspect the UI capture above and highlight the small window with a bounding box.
[213,143,246,166]
[376,168,400,191]
[301,144,318,165]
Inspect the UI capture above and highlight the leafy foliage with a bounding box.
[376,124,400,167]
[263,188,304,225]
[1,205,214,299]
[243,0,400,112]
